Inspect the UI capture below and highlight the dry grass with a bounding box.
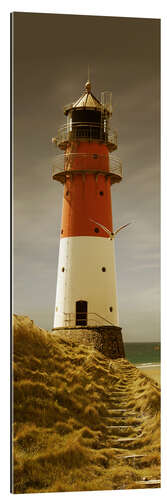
[12,315,160,493]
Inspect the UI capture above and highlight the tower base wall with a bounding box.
[52,325,125,359]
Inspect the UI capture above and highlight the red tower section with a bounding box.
[52,81,122,240]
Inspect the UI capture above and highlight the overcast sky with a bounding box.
[13,13,160,341]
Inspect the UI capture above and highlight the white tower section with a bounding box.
[54,236,119,328]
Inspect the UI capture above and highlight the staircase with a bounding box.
[99,362,160,489]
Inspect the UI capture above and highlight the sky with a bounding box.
[13,12,160,341]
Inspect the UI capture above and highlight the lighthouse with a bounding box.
[52,79,124,356]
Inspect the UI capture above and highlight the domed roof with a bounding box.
[64,81,102,115]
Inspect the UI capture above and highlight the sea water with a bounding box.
[124,342,160,365]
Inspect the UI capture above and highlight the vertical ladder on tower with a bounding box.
[100,91,112,141]
[101,91,112,114]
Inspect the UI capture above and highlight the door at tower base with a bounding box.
[54,236,119,329]
[76,300,88,326]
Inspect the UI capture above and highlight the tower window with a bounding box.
[66,190,69,196]
[61,229,63,234]
[62,267,65,272]
[94,227,99,233]
[93,154,98,159]
[109,306,113,312]
[99,191,104,196]
[102,267,106,272]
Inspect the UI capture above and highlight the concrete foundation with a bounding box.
[52,325,125,359]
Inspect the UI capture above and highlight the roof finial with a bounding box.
[85,65,91,93]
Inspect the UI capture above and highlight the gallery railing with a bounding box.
[52,122,118,151]
[52,153,122,184]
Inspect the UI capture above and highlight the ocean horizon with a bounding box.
[124,342,160,365]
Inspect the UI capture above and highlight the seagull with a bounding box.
[89,218,132,240]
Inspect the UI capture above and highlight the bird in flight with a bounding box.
[89,219,132,240]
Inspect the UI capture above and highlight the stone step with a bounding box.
[108,409,137,414]
[109,405,135,410]
[121,454,159,467]
[109,397,135,402]
[105,416,138,422]
[111,441,144,450]
[110,436,142,442]
[103,398,131,403]
[136,479,160,487]
[105,415,138,421]
[110,398,134,402]
[109,395,133,399]
[109,402,136,408]
[117,371,137,375]
[106,425,142,430]
[110,391,133,396]
[105,419,142,427]
[107,429,141,437]
[116,375,136,378]
[121,453,149,460]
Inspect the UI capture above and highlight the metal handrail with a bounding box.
[62,311,114,327]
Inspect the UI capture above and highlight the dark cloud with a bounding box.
[13,13,160,340]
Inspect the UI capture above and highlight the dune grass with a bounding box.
[12,315,160,493]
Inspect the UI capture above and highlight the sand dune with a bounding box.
[137,365,160,385]
[12,315,160,493]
